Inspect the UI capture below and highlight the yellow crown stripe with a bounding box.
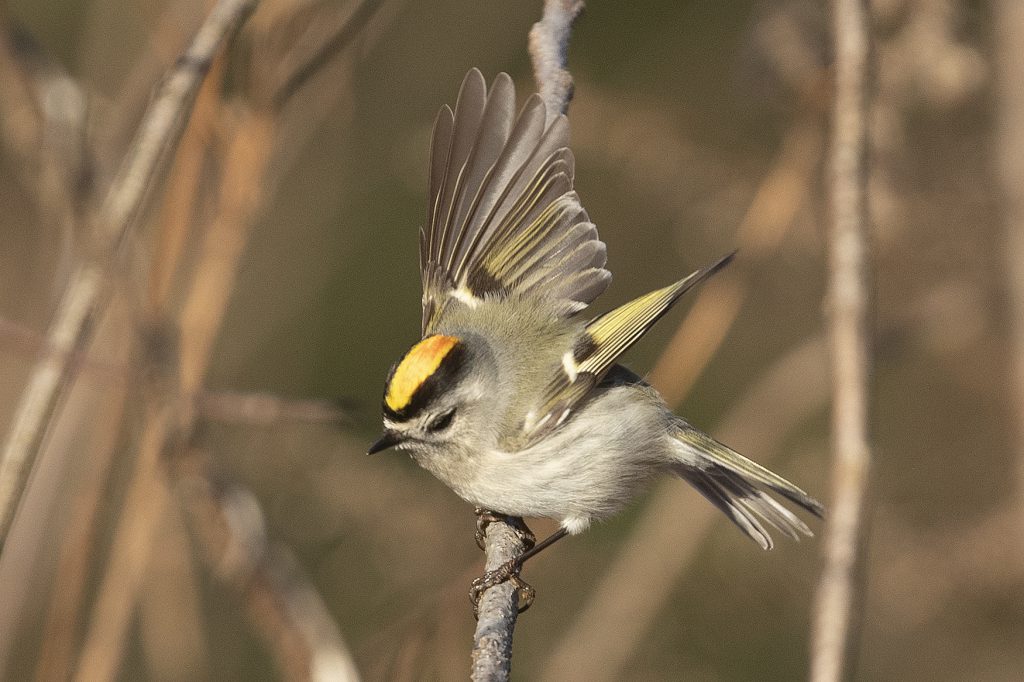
[385,335,460,411]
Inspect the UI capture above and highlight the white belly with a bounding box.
[456,387,674,533]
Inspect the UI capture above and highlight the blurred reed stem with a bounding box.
[811,0,873,679]
[993,1,1024,523]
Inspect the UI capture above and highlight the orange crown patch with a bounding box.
[385,335,460,412]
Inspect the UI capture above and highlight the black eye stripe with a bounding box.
[427,408,456,432]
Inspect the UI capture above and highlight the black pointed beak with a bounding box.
[367,430,403,455]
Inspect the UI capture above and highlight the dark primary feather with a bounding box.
[420,69,611,334]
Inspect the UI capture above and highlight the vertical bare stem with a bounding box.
[810,1,872,680]
[994,1,1024,519]
[469,2,585,679]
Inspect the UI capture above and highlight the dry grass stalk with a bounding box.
[810,0,873,679]
[33,52,227,681]
[994,1,1024,520]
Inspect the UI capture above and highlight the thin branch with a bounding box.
[528,0,584,122]
[196,390,352,426]
[0,316,351,427]
[0,0,260,551]
[470,524,529,682]
[810,0,873,680]
[0,269,106,555]
[470,3,585,678]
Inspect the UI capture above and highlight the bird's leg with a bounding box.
[470,526,569,615]
[473,508,536,552]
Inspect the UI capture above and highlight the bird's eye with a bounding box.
[427,408,456,432]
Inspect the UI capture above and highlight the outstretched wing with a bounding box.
[521,252,736,444]
[420,69,611,334]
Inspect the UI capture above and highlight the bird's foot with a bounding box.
[470,557,535,617]
[473,508,536,552]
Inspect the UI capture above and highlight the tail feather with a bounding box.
[671,423,823,549]
[676,467,774,549]
[740,490,812,540]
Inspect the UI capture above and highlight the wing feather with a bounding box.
[420,70,609,334]
[443,73,515,274]
[522,252,736,442]
[448,94,545,279]
[424,106,453,276]
[581,253,735,375]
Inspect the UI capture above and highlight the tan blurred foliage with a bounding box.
[0,0,1019,680]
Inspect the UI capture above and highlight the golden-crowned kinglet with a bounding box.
[370,69,823,585]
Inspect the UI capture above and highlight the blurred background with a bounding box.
[0,0,1018,679]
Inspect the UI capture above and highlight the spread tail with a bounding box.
[670,423,824,550]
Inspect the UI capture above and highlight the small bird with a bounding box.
[370,69,823,608]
